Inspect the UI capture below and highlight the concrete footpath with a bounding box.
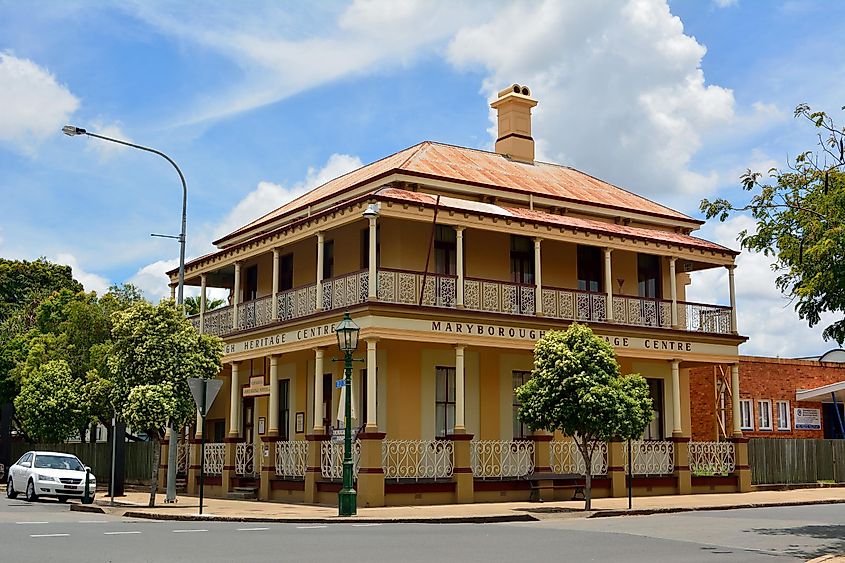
[71,486,845,524]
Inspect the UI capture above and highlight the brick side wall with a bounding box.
[689,356,845,441]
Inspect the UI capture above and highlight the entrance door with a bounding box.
[242,398,256,474]
[322,374,333,431]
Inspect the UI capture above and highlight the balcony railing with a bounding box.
[188,269,734,338]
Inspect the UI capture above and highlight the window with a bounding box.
[279,379,290,440]
[776,400,791,431]
[434,226,457,275]
[435,367,456,438]
[322,240,334,280]
[739,399,753,430]
[360,226,381,269]
[577,245,603,292]
[207,420,226,442]
[243,264,258,302]
[512,371,531,439]
[757,400,773,431]
[510,236,534,284]
[279,253,294,291]
[637,254,662,299]
[642,378,664,440]
[322,373,333,430]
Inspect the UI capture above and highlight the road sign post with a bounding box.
[188,378,223,516]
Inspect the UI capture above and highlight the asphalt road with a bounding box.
[1,495,843,562]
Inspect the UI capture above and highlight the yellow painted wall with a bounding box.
[631,359,676,438]
[477,348,500,440]
[386,341,421,440]
[465,229,510,282]
[541,240,576,290]
[498,353,534,440]
[380,218,431,272]
[612,249,638,297]
[330,220,367,276]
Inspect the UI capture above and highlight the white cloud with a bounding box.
[213,153,363,240]
[713,0,738,7]
[0,51,79,152]
[686,215,833,357]
[446,0,737,202]
[52,253,110,295]
[128,259,178,303]
[84,121,133,160]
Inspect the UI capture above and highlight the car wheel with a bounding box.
[25,479,38,502]
[6,478,17,499]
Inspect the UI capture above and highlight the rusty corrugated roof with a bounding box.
[214,141,699,247]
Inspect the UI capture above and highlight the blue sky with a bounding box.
[1,0,843,357]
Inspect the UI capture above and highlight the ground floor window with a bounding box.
[435,366,456,438]
[757,399,773,431]
[512,371,531,439]
[279,379,290,440]
[642,378,664,440]
[776,400,790,431]
[739,399,753,430]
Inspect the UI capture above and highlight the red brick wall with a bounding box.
[689,356,845,441]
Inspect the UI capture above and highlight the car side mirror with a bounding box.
[21,461,30,468]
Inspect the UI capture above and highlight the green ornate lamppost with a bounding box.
[335,312,360,517]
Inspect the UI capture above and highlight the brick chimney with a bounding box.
[490,84,537,163]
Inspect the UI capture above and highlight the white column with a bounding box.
[199,274,207,334]
[170,284,176,300]
[228,362,240,438]
[731,363,742,437]
[454,345,465,432]
[365,339,378,431]
[671,359,682,437]
[268,355,280,436]
[533,238,543,315]
[316,233,325,311]
[195,409,203,440]
[368,216,377,300]
[313,347,325,433]
[669,257,678,328]
[727,264,738,333]
[271,248,280,321]
[604,247,613,322]
[232,261,242,330]
[455,227,465,308]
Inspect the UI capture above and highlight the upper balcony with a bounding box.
[183,211,738,340]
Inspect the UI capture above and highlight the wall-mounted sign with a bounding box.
[794,408,821,430]
[243,385,270,398]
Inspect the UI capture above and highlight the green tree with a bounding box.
[701,103,845,344]
[0,258,82,405]
[14,360,88,443]
[183,295,226,316]
[108,299,223,506]
[516,324,653,510]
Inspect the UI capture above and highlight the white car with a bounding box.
[6,451,96,503]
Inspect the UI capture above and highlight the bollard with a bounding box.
[82,468,94,505]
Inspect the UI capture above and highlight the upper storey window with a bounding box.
[279,253,293,292]
[510,235,534,285]
[323,240,334,279]
[435,226,457,276]
[243,265,258,302]
[637,254,662,299]
[577,245,602,292]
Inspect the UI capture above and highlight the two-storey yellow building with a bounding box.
[167,84,750,507]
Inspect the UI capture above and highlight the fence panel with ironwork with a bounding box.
[235,442,257,476]
[382,440,454,480]
[623,440,674,475]
[688,441,735,476]
[549,440,608,475]
[275,441,308,478]
[471,440,534,479]
[203,443,226,476]
[320,440,361,480]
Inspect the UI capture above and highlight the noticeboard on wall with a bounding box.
[794,408,821,430]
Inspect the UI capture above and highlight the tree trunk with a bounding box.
[577,439,593,511]
[149,437,161,508]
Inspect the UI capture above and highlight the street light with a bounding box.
[335,312,360,517]
[62,124,187,505]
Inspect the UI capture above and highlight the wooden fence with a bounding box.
[10,442,157,484]
[749,438,845,485]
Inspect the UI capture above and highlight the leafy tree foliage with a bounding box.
[183,295,226,316]
[516,324,652,510]
[701,104,845,344]
[108,299,223,506]
[14,360,88,443]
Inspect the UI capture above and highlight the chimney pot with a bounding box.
[490,84,537,164]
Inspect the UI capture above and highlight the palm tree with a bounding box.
[183,295,226,316]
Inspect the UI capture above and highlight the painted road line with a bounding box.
[30,534,70,538]
[237,527,269,531]
[78,520,109,523]
[351,523,382,527]
[17,521,49,524]
[104,531,142,535]
[172,529,208,533]
[296,525,327,529]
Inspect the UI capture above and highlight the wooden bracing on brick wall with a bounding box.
[714,365,732,441]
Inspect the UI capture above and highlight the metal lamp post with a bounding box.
[62,124,187,504]
[334,312,360,517]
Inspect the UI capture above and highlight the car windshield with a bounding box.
[33,455,84,471]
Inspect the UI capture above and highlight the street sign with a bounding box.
[336,379,345,389]
[187,378,224,417]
